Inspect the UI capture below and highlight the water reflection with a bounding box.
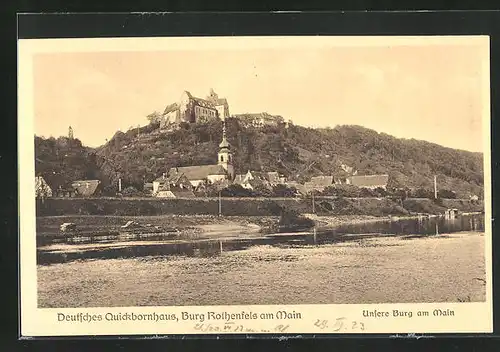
[330,214,484,236]
[37,214,485,265]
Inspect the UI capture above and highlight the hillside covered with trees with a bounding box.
[35,116,484,198]
[35,136,103,189]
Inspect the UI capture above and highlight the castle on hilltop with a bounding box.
[160,89,230,129]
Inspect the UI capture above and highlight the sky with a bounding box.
[33,42,486,152]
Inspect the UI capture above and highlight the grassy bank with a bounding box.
[36,197,484,217]
[37,231,486,307]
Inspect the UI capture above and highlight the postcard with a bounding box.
[18,35,492,336]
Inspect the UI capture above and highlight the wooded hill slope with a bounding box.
[35,116,484,198]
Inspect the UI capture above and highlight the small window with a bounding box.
[220,155,224,162]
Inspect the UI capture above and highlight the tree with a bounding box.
[333,184,361,198]
[146,111,163,124]
[122,186,142,197]
[414,188,434,199]
[373,187,387,197]
[359,187,376,198]
[220,184,254,197]
[253,184,273,197]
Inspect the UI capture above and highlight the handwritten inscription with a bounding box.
[194,321,290,333]
[313,317,365,332]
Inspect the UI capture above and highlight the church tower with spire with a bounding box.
[218,121,234,180]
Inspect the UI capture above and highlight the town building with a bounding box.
[35,176,52,198]
[71,180,101,197]
[346,174,389,190]
[234,112,285,128]
[265,171,287,185]
[304,175,335,193]
[233,171,268,190]
[160,89,230,128]
[154,173,196,198]
[168,165,228,189]
[153,172,192,195]
[233,170,287,191]
[143,182,154,194]
[54,186,77,198]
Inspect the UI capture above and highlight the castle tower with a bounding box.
[218,121,234,180]
[208,88,218,102]
[68,126,74,139]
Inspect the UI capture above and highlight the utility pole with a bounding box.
[434,175,438,199]
[118,178,122,193]
[218,191,222,217]
[312,190,316,214]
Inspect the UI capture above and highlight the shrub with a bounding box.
[278,208,315,231]
[438,189,457,199]
[272,184,298,197]
[220,184,255,197]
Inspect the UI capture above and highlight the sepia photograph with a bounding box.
[18,34,492,335]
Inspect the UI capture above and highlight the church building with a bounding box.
[161,89,230,128]
[165,121,235,189]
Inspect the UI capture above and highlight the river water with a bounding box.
[37,214,485,264]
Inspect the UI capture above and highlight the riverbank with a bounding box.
[36,214,384,241]
[37,231,486,307]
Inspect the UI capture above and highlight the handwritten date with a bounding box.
[313,318,365,332]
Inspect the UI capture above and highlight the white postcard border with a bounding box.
[18,35,493,336]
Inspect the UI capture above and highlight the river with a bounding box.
[37,214,485,264]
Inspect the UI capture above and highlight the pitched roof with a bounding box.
[215,98,228,106]
[247,177,267,189]
[309,176,334,187]
[171,189,196,198]
[286,181,306,194]
[155,173,193,187]
[163,103,179,115]
[35,176,51,189]
[167,172,190,185]
[71,180,101,196]
[169,164,226,180]
[35,176,53,196]
[184,91,217,109]
[248,171,269,181]
[233,174,246,184]
[157,189,196,198]
[348,174,389,187]
[193,97,216,109]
